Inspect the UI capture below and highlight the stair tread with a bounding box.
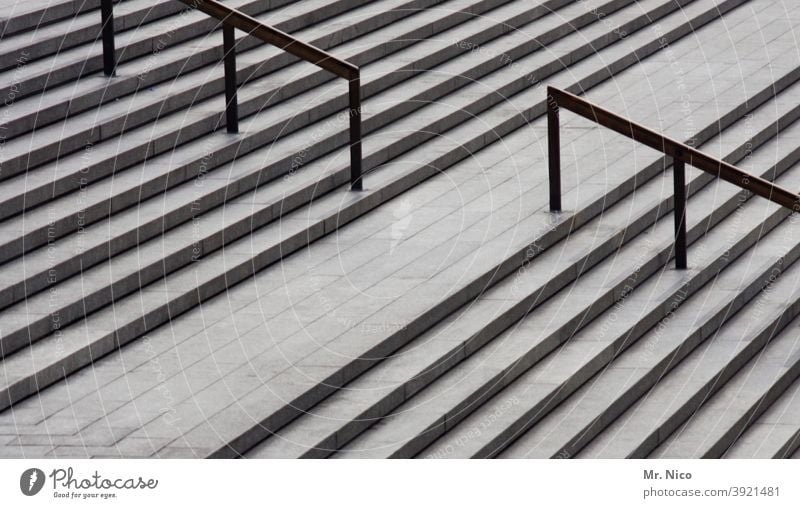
[724,376,800,459]
[0,0,100,36]
[651,312,800,458]
[0,0,177,67]
[578,252,800,458]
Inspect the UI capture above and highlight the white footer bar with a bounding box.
[1,459,797,506]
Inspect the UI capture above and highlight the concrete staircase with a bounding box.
[1,0,799,458]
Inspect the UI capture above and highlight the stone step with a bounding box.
[245,74,800,458]
[0,0,374,104]
[0,0,577,209]
[577,252,800,458]
[0,0,679,330]
[495,105,800,460]
[440,211,800,459]
[0,0,100,37]
[243,150,680,457]
[723,376,800,459]
[334,115,800,458]
[0,0,450,162]
[0,0,468,142]
[573,168,800,460]
[0,0,636,257]
[0,0,180,72]
[0,0,590,285]
[650,310,800,459]
[498,158,800,459]
[0,0,748,457]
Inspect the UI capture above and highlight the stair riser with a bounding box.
[774,431,800,459]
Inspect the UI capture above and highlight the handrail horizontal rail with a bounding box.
[546,86,800,269]
[99,0,364,189]
[547,87,800,211]
[175,0,358,80]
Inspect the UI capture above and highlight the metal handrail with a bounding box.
[99,0,364,190]
[546,86,800,269]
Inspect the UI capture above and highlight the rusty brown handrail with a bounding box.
[100,0,363,190]
[178,0,358,79]
[547,86,800,269]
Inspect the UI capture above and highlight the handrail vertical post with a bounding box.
[100,0,116,76]
[223,24,239,134]
[673,155,687,269]
[349,72,363,191]
[547,90,561,212]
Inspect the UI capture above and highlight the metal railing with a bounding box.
[99,0,364,190]
[546,86,800,269]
